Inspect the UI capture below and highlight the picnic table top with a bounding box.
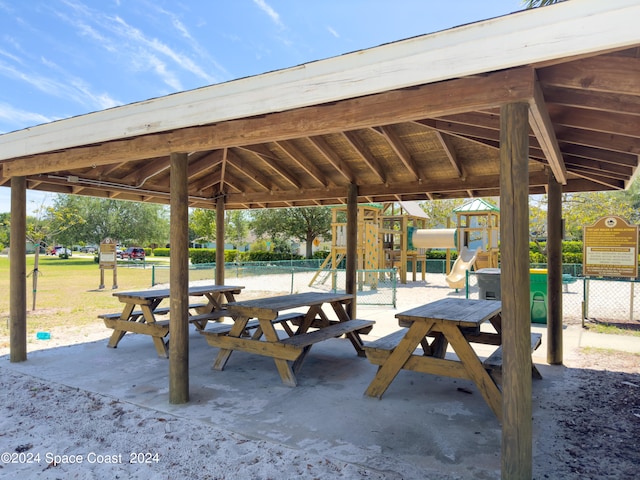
[227,292,352,310]
[395,297,502,327]
[112,284,245,301]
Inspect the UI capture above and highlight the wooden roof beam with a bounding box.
[226,149,274,191]
[4,66,536,177]
[434,131,465,179]
[537,55,640,96]
[226,171,553,205]
[550,106,640,139]
[187,150,224,178]
[542,85,640,116]
[342,131,387,184]
[528,79,567,185]
[275,140,329,187]
[240,145,301,189]
[93,161,128,177]
[378,125,422,181]
[561,144,638,167]
[307,136,355,183]
[190,166,220,192]
[569,169,625,190]
[114,156,171,187]
[219,148,228,194]
[557,127,640,156]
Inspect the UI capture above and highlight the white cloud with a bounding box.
[253,0,284,29]
[56,0,224,88]
[0,102,54,128]
[154,5,229,79]
[69,78,121,109]
[146,54,182,91]
[0,46,22,64]
[0,59,120,112]
[327,26,340,38]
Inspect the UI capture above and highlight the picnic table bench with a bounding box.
[363,298,542,422]
[200,292,374,386]
[100,284,244,357]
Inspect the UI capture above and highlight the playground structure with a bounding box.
[310,199,500,288]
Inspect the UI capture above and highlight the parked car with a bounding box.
[51,246,72,257]
[121,247,145,260]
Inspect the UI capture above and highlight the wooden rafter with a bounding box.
[557,128,640,156]
[121,157,171,187]
[434,131,464,179]
[528,79,567,185]
[219,148,228,194]
[378,125,422,181]
[187,150,224,178]
[342,131,386,184]
[275,140,329,187]
[307,135,355,183]
[537,55,640,96]
[240,145,301,189]
[549,105,640,138]
[226,149,273,191]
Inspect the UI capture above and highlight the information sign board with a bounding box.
[583,216,638,278]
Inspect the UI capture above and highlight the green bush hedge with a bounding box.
[529,241,584,264]
[190,249,216,264]
[424,250,458,260]
[241,251,303,262]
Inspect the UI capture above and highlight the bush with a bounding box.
[530,251,546,263]
[152,248,170,257]
[563,241,583,254]
[242,250,303,262]
[425,250,458,261]
[563,252,583,264]
[190,249,216,264]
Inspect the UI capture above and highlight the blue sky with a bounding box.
[0,0,526,213]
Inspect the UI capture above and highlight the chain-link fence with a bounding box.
[152,259,639,323]
[151,260,397,306]
[466,264,640,324]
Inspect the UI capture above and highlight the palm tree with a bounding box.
[523,0,564,8]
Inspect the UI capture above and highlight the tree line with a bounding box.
[1,182,639,258]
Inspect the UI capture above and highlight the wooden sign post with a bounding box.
[583,216,638,278]
[99,238,118,289]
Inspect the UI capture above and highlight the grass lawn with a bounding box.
[0,254,159,348]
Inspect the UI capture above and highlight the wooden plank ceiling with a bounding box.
[1,47,639,210]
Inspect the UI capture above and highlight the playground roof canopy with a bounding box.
[0,0,639,209]
[454,199,500,213]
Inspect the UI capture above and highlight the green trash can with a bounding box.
[530,268,547,324]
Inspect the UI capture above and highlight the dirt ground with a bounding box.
[533,347,640,480]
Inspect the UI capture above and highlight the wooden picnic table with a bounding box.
[200,291,374,386]
[100,284,244,358]
[363,297,542,422]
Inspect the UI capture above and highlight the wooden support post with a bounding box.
[9,176,27,363]
[500,102,532,479]
[547,169,563,365]
[400,215,408,284]
[169,152,189,404]
[216,195,225,285]
[346,184,358,319]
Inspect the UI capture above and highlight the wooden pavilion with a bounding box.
[2,1,639,477]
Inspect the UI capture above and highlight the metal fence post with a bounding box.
[630,281,635,322]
